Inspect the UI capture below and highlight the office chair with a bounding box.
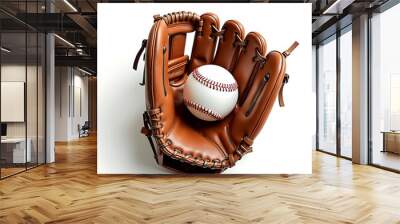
[79,121,90,138]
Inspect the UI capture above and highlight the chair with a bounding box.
[79,121,90,138]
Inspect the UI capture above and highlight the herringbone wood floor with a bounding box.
[1,135,400,224]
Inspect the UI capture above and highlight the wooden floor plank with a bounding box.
[1,134,400,223]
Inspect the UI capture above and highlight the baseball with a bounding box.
[183,64,239,121]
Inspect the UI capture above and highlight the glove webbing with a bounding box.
[153,12,203,33]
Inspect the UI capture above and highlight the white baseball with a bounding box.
[183,64,239,121]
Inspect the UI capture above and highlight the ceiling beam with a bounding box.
[312,15,335,33]
[67,13,97,39]
[312,14,352,44]
[322,0,356,14]
[55,55,96,69]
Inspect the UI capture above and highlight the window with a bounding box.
[317,36,337,154]
[339,28,352,158]
[316,25,353,159]
[370,3,400,171]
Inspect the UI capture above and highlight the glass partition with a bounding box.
[0,31,28,177]
[0,1,46,179]
[317,35,337,155]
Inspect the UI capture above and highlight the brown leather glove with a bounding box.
[133,11,298,173]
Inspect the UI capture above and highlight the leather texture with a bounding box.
[137,11,298,173]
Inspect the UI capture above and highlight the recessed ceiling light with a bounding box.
[322,0,355,15]
[1,47,11,53]
[77,67,93,76]
[63,0,78,12]
[54,34,75,48]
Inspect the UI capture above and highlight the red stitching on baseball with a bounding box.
[192,68,238,92]
[183,97,223,120]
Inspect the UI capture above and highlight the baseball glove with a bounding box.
[133,11,298,173]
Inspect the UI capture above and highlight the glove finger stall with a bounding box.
[189,13,220,71]
[232,32,267,97]
[213,20,245,72]
[230,51,286,143]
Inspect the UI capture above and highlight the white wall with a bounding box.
[1,65,41,138]
[55,67,89,141]
[72,72,89,138]
[55,66,69,141]
[98,3,312,174]
[1,63,46,163]
[1,65,27,134]
[1,82,25,122]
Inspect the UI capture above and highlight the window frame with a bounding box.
[315,24,353,161]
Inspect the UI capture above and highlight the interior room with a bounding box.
[0,18,46,178]
[1,0,400,223]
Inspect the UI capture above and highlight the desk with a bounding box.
[1,138,31,163]
[382,131,400,154]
